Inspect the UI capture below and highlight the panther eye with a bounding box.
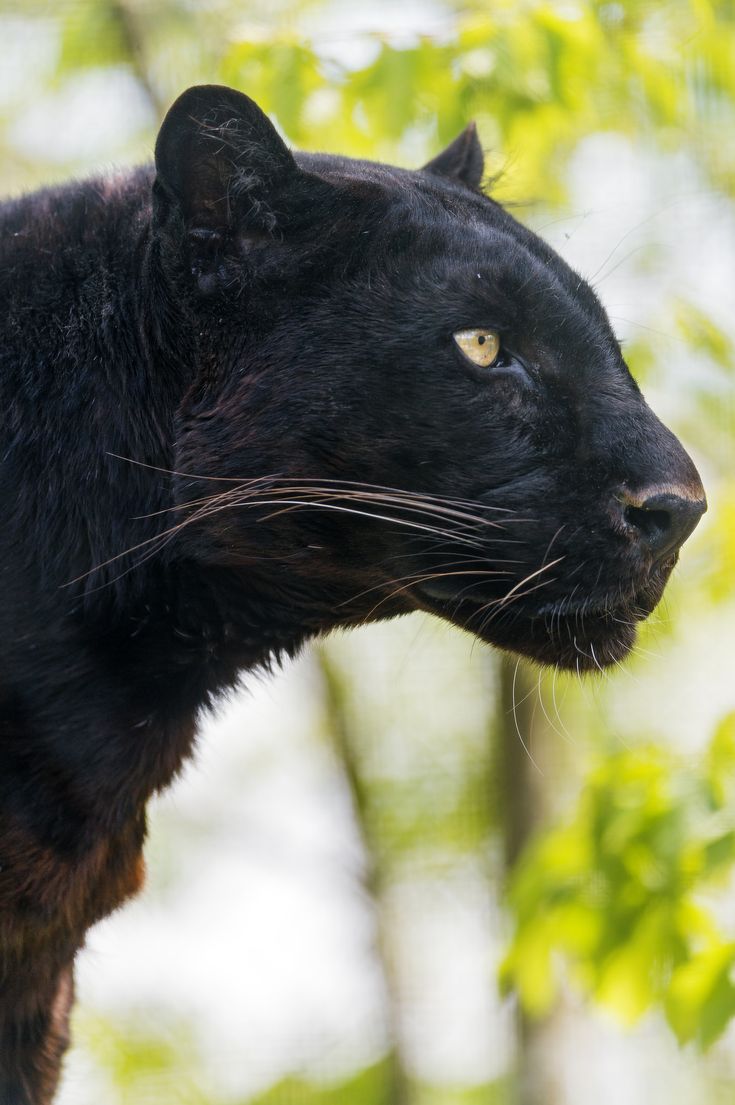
[453,328,501,368]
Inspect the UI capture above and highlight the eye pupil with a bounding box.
[478,336,486,345]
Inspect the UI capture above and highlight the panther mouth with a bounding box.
[413,571,668,672]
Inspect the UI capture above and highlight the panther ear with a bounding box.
[422,122,484,189]
[154,84,297,238]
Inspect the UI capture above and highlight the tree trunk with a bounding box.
[497,657,569,1105]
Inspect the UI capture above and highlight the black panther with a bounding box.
[0,84,704,1102]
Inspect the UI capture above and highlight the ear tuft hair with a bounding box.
[422,123,485,190]
[154,84,296,233]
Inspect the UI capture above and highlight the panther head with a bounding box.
[152,85,705,672]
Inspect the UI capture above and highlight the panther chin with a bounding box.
[413,570,670,672]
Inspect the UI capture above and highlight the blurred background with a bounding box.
[1,0,734,1102]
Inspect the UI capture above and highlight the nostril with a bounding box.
[624,503,671,546]
[618,489,706,563]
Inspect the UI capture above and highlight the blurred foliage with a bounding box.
[501,714,735,1048]
[76,1011,512,1105]
[3,0,735,1101]
[249,1062,393,1105]
[4,0,735,199]
[76,1013,205,1102]
[248,1063,509,1105]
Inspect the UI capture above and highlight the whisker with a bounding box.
[133,475,279,519]
[537,670,577,746]
[108,452,518,515]
[496,557,564,607]
[253,499,491,547]
[551,665,573,740]
[73,459,543,597]
[511,658,543,775]
[476,575,559,635]
[575,636,605,676]
[471,557,564,624]
[255,489,502,533]
[337,565,510,609]
[359,567,510,620]
[64,490,493,589]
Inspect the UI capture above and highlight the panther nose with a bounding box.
[619,488,707,564]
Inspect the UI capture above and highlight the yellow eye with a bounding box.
[453,328,501,367]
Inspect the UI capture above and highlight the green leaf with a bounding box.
[666,942,735,1049]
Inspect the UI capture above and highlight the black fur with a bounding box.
[0,85,704,1102]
